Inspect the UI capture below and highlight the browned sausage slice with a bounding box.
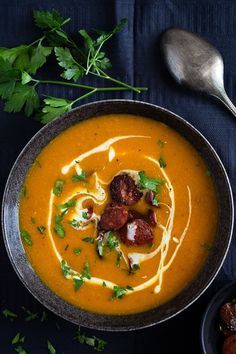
[220,303,236,333]
[110,174,143,206]
[128,209,146,222]
[99,203,128,231]
[147,209,157,227]
[223,334,236,354]
[119,219,153,246]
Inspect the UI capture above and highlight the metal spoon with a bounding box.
[161,28,236,118]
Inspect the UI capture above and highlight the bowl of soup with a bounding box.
[1,100,234,330]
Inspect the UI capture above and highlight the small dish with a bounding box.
[201,281,236,354]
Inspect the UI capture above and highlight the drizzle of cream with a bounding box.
[108,147,116,162]
[46,135,192,296]
[61,135,150,175]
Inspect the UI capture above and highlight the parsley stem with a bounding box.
[72,88,98,104]
[94,68,141,93]
[32,78,147,92]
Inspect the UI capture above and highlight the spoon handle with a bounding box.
[215,90,236,118]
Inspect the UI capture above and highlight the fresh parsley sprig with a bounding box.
[0,10,147,123]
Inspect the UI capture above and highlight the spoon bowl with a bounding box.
[161,28,236,117]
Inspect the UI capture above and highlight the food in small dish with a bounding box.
[220,300,236,354]
[19,114,218,315]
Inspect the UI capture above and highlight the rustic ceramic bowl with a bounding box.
[201,281,236,354]
[1,100,234,331]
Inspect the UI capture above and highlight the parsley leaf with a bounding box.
[54,47,84,81]
[73,247,82,255]
[2,308,18,320]
[61,260,71,278]
[159,155,166,168]
[37,225,46,234]
[72,170,87,182]
[40,97,72,124]
[138,171,163,192]
[53,179,65,196]
[73,277,84,291]
[82,260,91,279]
[157,139,165,148]
[82,237,95,243]
[4,83,39,116]
[111,286,127,299]
[20,230,33,246]
[29,44,52,74]
[21,307,38,322]
[201,243,212,251]
[57,199,76,212]
[33,9,69,30]
[12,333,25,345]
[74,327,107,352]
[47,340,56,354]
[15,345,27,354]
[54,220,65,238]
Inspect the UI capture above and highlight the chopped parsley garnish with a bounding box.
[102,281,107,287]
[74,327,107,352]
[20,185,28,198]
[82,237,95,243]
[53,179,65,196]
[152,194,159,206]
[69,219,80,228]
[61,260,71,277]
[201,243,212,251]
[130,263,140,275]
[57,199,76,212]
[111,286,127,299]
[54,221,65,238]
[72,171,86,182]
[157,139,165,148]
[82,211,89,219]
[30,217,36,224]
[75,160,80,163]
[206,170,212,177]
[12,333,25,345]
[138,171,163,192]
[158,155,166,168]
[14,345,27,354]
[116,251,122,267]
[106,232,119,250]
[126,285,134,291]
[21,307,38,321]
[82,260,91,280]
[73,247,81,255]
[37,225,46,234]
[20,230,33,246]
[64,244,69,251]
[73,277,84,291]
[47,340,56,354]
[2,308,18,320]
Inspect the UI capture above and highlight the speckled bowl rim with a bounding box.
[1,99,234,331]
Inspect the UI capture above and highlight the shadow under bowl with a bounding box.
[1,99,234,331]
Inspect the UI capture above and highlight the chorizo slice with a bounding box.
[110,173,143,206]
[220,303,236,333]
[99,203,128,231]
[223,334,236,354]
[119,219,153,246]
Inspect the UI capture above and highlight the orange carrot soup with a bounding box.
[19,114,218,315]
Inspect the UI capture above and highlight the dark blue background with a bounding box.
[0,0,235,353]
